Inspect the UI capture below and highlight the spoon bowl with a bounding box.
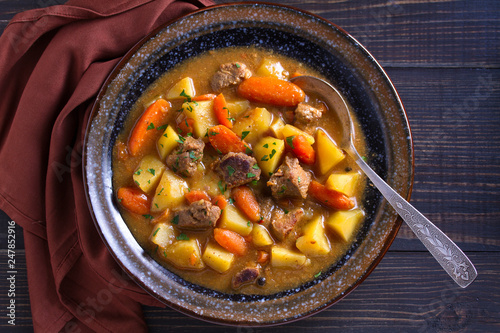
[291,75,478,288]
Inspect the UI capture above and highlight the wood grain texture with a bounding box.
[0,0,498,332]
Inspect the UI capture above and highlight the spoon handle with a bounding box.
[350,150,477,288]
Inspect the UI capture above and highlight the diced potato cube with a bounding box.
[151,169,188,212]
[149,222,175,248]
[325,172,360,196]
[326,209,364,242]
[253,137,285,176]
[157,125,180,160]
[316,129,345,175]
[133,155,165,193]
[251,224,274,247]
[218,205,253,236]
[296,216,331,256]
[281,124,315,145]
[226,100,250,118]
[271,246,308,269]
[256,59,288,80]
[159,238,204,270]
[202,241,235,273]
[166,77,196,100]
[269,117,285,138]
[191,170,221,197]
[232,107,272,144]
[182,100,217,138]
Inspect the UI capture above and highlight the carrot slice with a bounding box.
[237,77,305,107]
[213,228,248,256]
[128,99,170,156]
[117,187,151,215]
[308,180,354,210]
[286,134,316,165]
[213,93,233,128]
[191,93,217,102]
[232,186,260,222]
[208,125,250,154]
[257,250,269,264]
[185,190,211,204]
[177,117,195,136]
[212,195,228,210]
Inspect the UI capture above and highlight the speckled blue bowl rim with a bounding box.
[83,2,414,326]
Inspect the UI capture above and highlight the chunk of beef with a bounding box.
[210,62,252,92]
[174,199,220,230]
[216,152,261,188]
[166,136,204,177]
[259,197,275,228]
[231,265,261,289]
[271,208,304,240]
[294,102,324,124]
[267,156,311,199]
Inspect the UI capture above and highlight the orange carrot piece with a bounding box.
[308,180,354,210]
[213,228,248,256]
[191,93,217,102]
[237,77,305,107]
[128,99,170,156]
[177,117,195,136]
[232,186,260,222]
[212,195,228,210]
[257,250,270,264]
[185,190,211,204]
[117,187,151,215]
[286,134,316,165]
[213,93,233,128]
[189,252,198,266]
[208,125,249,154]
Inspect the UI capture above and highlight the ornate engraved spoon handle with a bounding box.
[349,149,477,288]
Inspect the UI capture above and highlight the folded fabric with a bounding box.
[0,0,213,331]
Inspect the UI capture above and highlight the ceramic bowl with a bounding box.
[83,2,413,326]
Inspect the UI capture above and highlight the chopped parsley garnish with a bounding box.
[146,122,155,130]
[147,168,156,176]
[172,215,179,225]
[314,271,322,278]
[247,221,251,227]
[247,172,256,178]
[286,135,295,149]
[263,143,269,148]
[134,169,142,175]
[298,176,301,184]
[175,135,186,144]
[235,63,241,68]
[189,151,200,160]
[252,164,260,170]
[218,180,227,194]
[241,131,250,140]
[134,180,140,186]
[245,147,253,154]
[152,227,160,237]
[180,89,191,102]
[228,198,235,204]
[156,124,168,131]
[142,214,153,220]
[158,187,164,195]
[176,233,189,240]
[251,180,258,185]
[227,165,236,176]
[269,149,277,159]
[261,155,269,161]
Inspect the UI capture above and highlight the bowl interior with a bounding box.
[84,3,413,325]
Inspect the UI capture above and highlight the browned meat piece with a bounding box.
[294,102,324,124]
[216,152,261,188]
[210,62,252,92]
[231,265,261,289]
[166,136,204,177]
[174,200,221,230]
[267,156,311,199]
[271,208,304,240]
[259,197,275,228]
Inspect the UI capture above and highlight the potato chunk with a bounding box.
[133,155,165,193]
[182,100,217,138]
[256,59,288,80]
[316,129,345,175]
[151,169,188,212]
[159,238,204,270]
[326,209,364,242]
[296,216,331,256]
[157,125,180,160]
[218,205,253,236]
[253,136,285,176]
[271,246,308,269]
[325,171,361,197]
[166,77,195,100]
[269,117,285,138]
[232,107,272,144]
[202,241,235,273]
[280,124,315,145]
[226,100,250,118]
[251,224,274,247]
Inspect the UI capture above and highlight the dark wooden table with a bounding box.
[1,0,499,332]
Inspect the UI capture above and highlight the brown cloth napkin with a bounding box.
[0,0,214,331]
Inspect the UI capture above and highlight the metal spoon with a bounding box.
[291,75,477,288]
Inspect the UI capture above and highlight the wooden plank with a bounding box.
[141,252,499,332]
